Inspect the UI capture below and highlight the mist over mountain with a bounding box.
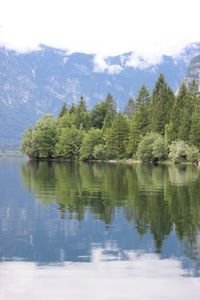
[0,43,200,147]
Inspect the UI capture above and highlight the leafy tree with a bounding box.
[21,128,39,159]
[93,144,107,160]
[80,128,103,160]
[57,111,75,133]
[106,114,129,159]
[55,125,83,159]
[136,132,166,162]
[34,114,58,158]
[168,141,197,163]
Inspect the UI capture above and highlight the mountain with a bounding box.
[185,55,200,86]
[0,43,200,147]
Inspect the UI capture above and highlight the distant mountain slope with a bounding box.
[0,43,200,147]
[185,55,200,86]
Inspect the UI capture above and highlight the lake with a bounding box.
[0,159,200,299]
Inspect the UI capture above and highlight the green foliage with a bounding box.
[57,111,75,132]
[186,145,199,162]
[126,118,141,157]
[33,115,58,158]
[74,96,91,129]
[124,97,135,118]
[106,114,129,159]
[190,103,200,148]
[136,132,166,162]
[127,85,151,157]
[151,74,175,135]
[58,102,68,118]
[21,74,200,162]
[80,128,103,160]
[171,82,190,140]
[55,126,83,159]
[102,93,117,130]
[168,140,199,163]
[152,136,168,160]
[21,128,39,159]
[91,100,110,129]
[93,144,107,160]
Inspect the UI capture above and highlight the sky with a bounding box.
[0,0,200,64]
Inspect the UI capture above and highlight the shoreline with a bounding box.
[27,157,195,166]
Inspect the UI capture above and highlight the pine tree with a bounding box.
[171,82,189,140]
[124,97,135,118]
[106,114,129,159]
[74,96,90,129]
[58,102,68,118]
[69,102,76,114]
[91,101,109,128]
[127,85,150,157]
[190,103,200,148]
[151,74,175,135]
[103,93,117,130]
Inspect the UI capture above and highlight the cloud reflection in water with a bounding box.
[0,246,200,300]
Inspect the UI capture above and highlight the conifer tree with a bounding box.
[91,101,109,128]
[106,114,129,159]
[124,97,135,118]
[171,82,189,140]
[151,74,174,135]
[103,93,117,130]
[58,102,68,118]
[190,103,200,148]
[127,85,150,157]
[74,96,90,129]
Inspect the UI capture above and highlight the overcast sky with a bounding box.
[0,0,200,63]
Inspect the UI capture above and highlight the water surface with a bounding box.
[0,159,200,299]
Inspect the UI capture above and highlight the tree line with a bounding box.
[21,74,200,162]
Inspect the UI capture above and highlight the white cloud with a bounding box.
[0,0,200,64]
[94,55,122,74]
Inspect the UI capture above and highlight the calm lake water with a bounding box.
[0,159,200,299]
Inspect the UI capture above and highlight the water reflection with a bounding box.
[21,161,200,253]
[1,160,200,270]
[0,246,200,300]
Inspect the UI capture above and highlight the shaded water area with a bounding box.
[0,159,200,299]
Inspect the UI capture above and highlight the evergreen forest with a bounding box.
[21,74,200,163]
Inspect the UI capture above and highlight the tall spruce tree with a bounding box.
[106,113,129,159]
[74,96,90,129]
[171,82,189,140]
[190,103,200,148]
[124,97,135,118]
[151,74,174,135]
[103,93,117,130]
[58,102,68,118]
[127,85,150,157]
